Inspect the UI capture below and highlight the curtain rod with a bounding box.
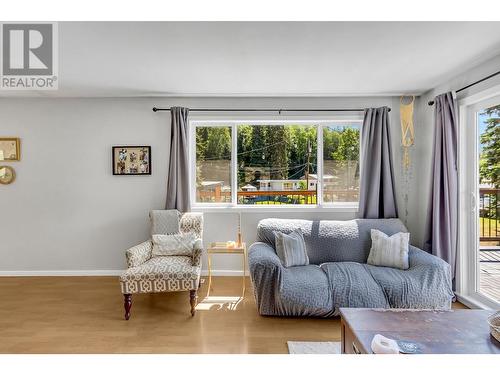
[427,69,500,106]
[152,107,391,113]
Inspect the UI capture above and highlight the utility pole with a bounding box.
[305,139,311,190]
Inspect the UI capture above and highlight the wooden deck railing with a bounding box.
[197,187,358,204]
[479,188,499,243]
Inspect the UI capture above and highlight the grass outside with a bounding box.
[479,217,500,238]
[253,195,317,205]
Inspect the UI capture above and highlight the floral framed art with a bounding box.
[112,146,151,175]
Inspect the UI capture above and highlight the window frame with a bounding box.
[457,87,500,310]
[189,116,363,211]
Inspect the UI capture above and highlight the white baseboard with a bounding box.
[0,269,246,277]
[0,270,123,276]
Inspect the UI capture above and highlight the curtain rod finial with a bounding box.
[428,101,435,106]
[152,107,158,112]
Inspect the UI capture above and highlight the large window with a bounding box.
[195,125,232,203]
[192,120,362,207]
[323,124,360,203]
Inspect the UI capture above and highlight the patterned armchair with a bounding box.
[119,210,203,319]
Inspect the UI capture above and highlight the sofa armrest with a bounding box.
[125,240,153,268]
[248,242,284,315]
[409,246,451,271]
[248,242,283,270]
[192,239,203,266]
[409,246,454,303]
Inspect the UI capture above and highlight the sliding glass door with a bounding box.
[476,103,499,303]
[461,93,500,308]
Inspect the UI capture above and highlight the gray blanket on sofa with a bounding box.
[248,218,454,317]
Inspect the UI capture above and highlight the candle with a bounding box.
[237,212,242,247]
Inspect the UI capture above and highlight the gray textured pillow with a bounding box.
[367,229,409,270]
[152,233,196,257]
[274,229,309,267]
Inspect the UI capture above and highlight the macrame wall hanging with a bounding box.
[400,96,415,169]
[399,96,415,226]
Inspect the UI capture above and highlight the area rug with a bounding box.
[287,341,341,354]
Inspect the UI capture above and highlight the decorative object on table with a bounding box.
[0,165,16,185]
[370,334,421,354]
[207,242,247,297]
[371,334,400,354]
[367,229,410,270]
[237,212,243,247]
[488,311,500,343]
[112,146,151,175]
[397,340,422,354]
[119,210,203,319]
[0,138,21,161]
[287,341,341,354]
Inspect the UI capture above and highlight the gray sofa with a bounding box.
[248,218,454,317]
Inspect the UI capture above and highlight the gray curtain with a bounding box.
[165,107,190,212]
[358,107,398,219]
[423,92,458,281]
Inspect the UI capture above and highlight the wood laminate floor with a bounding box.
[0,276,466,354]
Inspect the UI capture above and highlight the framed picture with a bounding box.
[112,146,151,175]
[0,138,21,161]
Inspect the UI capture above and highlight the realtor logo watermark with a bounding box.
[0,22,58,90]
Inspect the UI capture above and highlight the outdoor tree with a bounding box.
[332,127,360,161]
[480,105,500,187]
[266,125,289,180]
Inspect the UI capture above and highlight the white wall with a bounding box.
[0,96,405,274]
[411,54,500,248]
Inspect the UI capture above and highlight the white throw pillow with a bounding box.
[274,229,309,267]
[152,233,196,257]
[367,229,410,270]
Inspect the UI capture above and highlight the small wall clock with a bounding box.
[0,166,16,185]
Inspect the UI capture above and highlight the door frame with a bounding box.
[457,85,500,309]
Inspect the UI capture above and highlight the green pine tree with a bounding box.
[479,105,500,187]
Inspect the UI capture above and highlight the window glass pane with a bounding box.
[477,103,499,303]
[237,124,317,205]
[195,126,232,203]
[323,124,360,203]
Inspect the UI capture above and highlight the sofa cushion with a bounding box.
[367,229,410,270]
[257,218,407,265]
[120,256,200,294]
[274,229,309,267]
[320,262,389,312]
[152,232,196,257]
[279,265,333,316]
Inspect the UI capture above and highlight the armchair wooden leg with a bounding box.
[124,294,132,320]
[190,290,197,317]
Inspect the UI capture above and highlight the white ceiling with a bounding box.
[3,21,500,98]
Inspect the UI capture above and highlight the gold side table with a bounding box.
[206,242,247,297]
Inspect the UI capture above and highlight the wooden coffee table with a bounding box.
[340,308,500,354]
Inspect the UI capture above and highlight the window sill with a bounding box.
[191,204,359,213]
[455,292,500,310]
